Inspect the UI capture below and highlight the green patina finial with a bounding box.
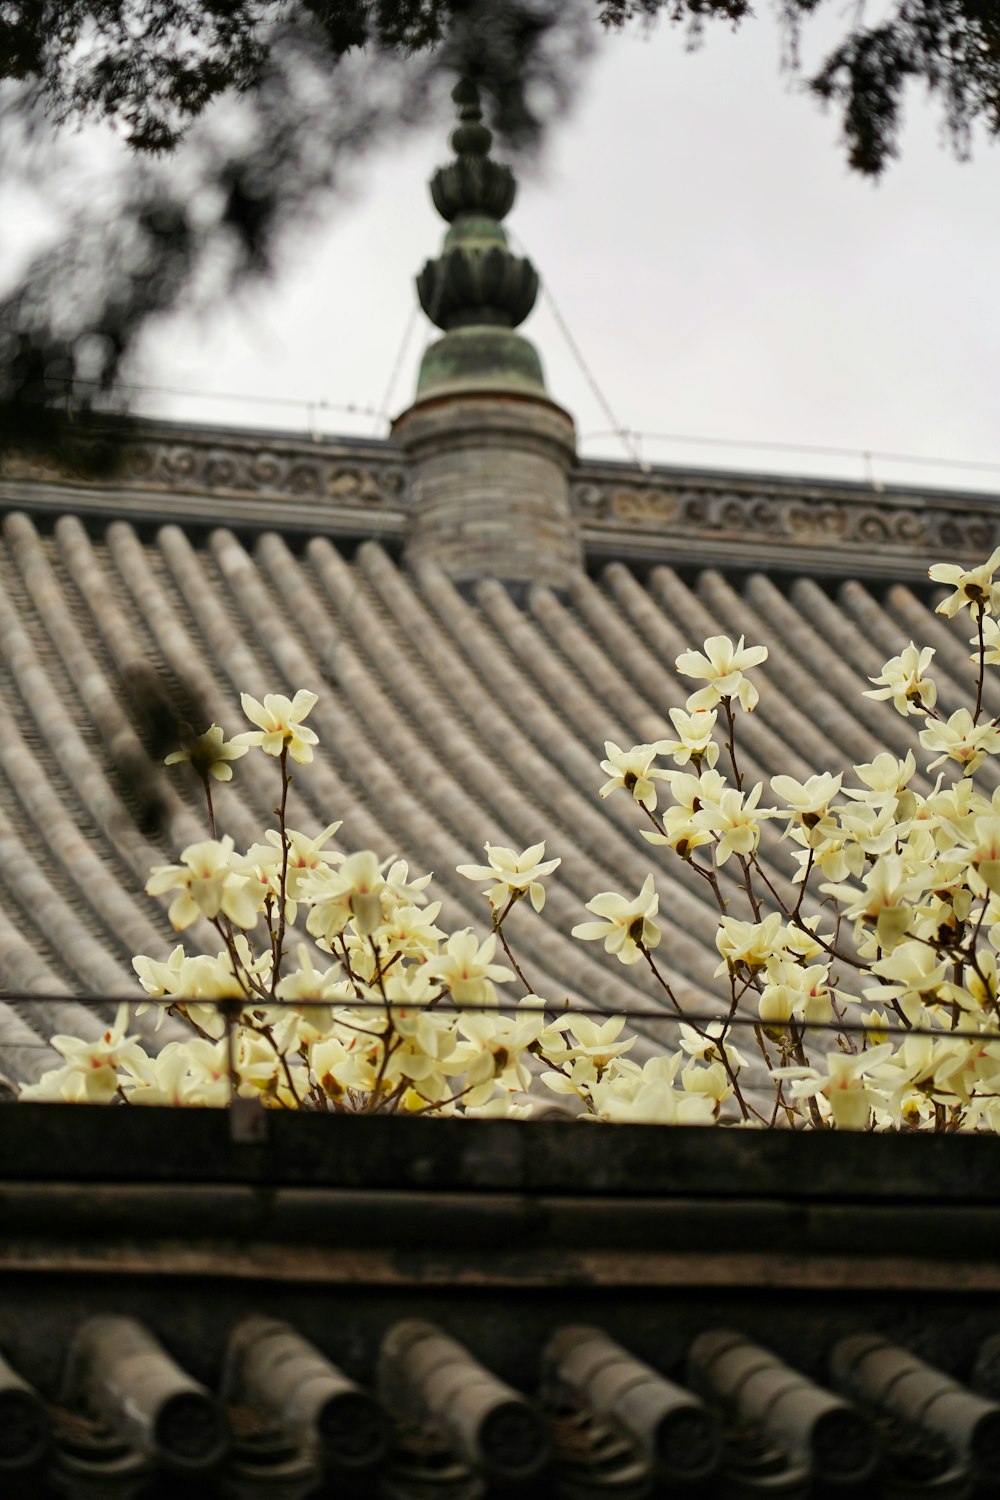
[428,79,516,225]
[413,79,546,399]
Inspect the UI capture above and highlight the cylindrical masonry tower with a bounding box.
[393,80,583,589]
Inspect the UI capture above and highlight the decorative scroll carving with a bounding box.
[571,473,1000,567]
[1,433,406,511]
[611,489,679,524]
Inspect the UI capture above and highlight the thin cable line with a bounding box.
[42,375,1000,484]
[580,428,1000,479]
[539,287,649,472]
[2,994,998,1044]
[63,377,388,428]
[378,305,419,423]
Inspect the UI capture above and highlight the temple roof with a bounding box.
[1,430,997,1089]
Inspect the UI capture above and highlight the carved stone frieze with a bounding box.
[1,427,407,512]
[571,469,1000,576]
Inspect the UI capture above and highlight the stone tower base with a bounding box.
[393,391,581,591]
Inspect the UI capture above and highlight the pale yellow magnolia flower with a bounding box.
[838,799,906,860]
[457,840,561,913]
[776,1044,894,1130]
[641,805,714,861]
[310,1032,379,1102]
[943,949,1000,1014]
[233,689,320,764]
[165,723,249,781]
[944,816,1000,897]
[146,836,265,930]
[789,830,863,885]
[694,782,776,866]
[978,616,1000,667]
[664,767,727,816]
[867,1035,973,1118]
[452,1011,543,1095]
[678,1020,746,1071]
[843,751,917,807]
[274,945,348,1030]
[758,959,832,1038]
[864,940,949,1013]
[248,822,343,899]
[675,635,768,713]
[590,1054,715,1125]
[823,854,924,951]
[20,1004,146,1106]
[758,982,794,1040]
[919,709,1000,776]
[771,771,842,822]
[654,706,720,770]
[427,930,513,1006]
[597,742,673,811]
[120,1038,231,1108]
[572,875,660,965]
[305,849,390,940]
[681,1059,733,1112]
[928,546,1000,617]
[377,899,445,960]
[864,643,937,717]
[861,1009,892,1047]
[715,912,788,978]
[239,1031,308,1108]
[133,943,187,1029]
[564,1013,635,1067]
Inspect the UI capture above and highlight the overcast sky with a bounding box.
[123,12,1000,493]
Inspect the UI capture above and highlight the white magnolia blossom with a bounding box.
[675,634,768,713]
[572,875,661,965]
[457,841,561,913]
[24,558,1000,1133]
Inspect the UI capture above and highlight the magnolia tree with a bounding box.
[20,550,1000,1129]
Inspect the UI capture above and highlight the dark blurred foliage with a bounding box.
[603,0,1000,174]
[116,661,216,838]
[0,1,597,463]
[0,0,997,466]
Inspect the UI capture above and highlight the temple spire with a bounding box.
[416,80,538,338]
[392,80,582,592]
[410,79,547,401]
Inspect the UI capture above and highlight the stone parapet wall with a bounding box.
[572,461,1000,579]
[0,418,408,537]
[2,415,997,576]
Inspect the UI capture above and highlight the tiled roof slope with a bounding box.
[0,450,998,1087]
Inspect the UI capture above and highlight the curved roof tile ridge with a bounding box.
[217,535,398,857]
[339,551,724,1007]
[0,533,177,887]
[0,722,170,968]
[0,792,133,1001]
[405,559,629,806]
[401,569,732,1003]
[561,571,682,736]
[153,525,342,842]
[527,580,673,742]
[469,580,631,764]
[688,569,891,772]
[0,998,60,1084]
[737,572,921,761]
